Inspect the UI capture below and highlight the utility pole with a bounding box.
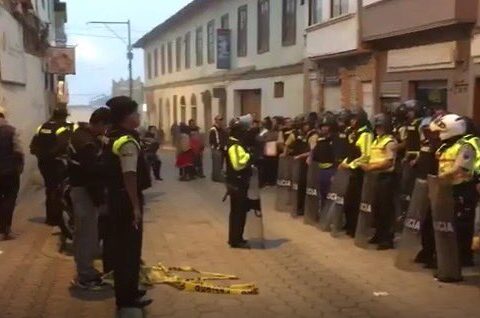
[127,20,133,99]
[87,20,134,98]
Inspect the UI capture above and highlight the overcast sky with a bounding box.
[66,0,192,105]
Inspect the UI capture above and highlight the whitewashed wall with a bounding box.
[0,55,49,190]
[143,0,306,87]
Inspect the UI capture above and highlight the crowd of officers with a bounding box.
[222,101,480,273]
[2,95,480,311]
[28,96,156,309]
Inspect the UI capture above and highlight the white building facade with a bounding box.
[135,0,308,136]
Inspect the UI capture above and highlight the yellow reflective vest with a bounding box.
[437,137,477,185]
[112,135,140,156]
[227,137,250,171]
[369,134,396,172]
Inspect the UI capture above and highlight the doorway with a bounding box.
[239,89,262,117]
[202,90,213,131]
[213,87,227,120]
[173,95,178,124]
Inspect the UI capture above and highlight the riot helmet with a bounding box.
[429,114,466,141]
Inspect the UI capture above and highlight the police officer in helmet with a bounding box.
[340,108,373,237]
[226,115,253,249]
[414,116,440,268]
[430,114,479,267]
[309,113,336,208]
[361,113,398,250]
[30,107,73,226]
[104,96,152,309]
[333,108,351,164]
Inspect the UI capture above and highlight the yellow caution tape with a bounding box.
[103,262,259,295]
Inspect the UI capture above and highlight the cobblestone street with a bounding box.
[1,151,479,318]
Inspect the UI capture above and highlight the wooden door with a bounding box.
[240,90,262,117]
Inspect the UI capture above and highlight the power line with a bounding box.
[68,32,127,40]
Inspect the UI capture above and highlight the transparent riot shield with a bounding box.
[211,149,225,183]
[318,169,350,235]
[275,156,293,212]
[354,173,378,249]
[428,175,462,282]
[304,163,320,225]
[247,166,264,249]
[290,158,306,217]
[395,179,429,271]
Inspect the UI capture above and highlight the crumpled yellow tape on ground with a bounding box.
[103,263,259,295]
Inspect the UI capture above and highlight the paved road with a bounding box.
[1,151,479,318]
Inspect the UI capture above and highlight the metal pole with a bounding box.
[127,20,133,99]
[87,20,133,98]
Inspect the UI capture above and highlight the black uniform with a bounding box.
[30,120,72,225]
[105,128,151,307]
[312,135,336,207]
[333,127,350,164]
[0,122,23,236]
[290,129,316,215]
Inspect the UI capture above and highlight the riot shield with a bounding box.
[318,169,350,235]
[290,158,307,217]
[247,166,264,248]
[304,163,320,225]
[211,149,225,183]
[354,173,378,249]
[395,179,429,271]
[275,156,293,212]
[428,176,462,282]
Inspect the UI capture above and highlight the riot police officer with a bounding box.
[361,114,397,250]
[402,101,424,197]
[333,109,351,164]
[30,107,73,226]
[287,118,318,216]
[414,117,440,267]
[104,96,152,309]
[226,115,253,249]
[310,114,336,208]
[430,114,479,267]
[341,108,373,237]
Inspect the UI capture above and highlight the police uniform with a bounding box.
[105,128,151,307]
[68,124,106,284]
[369,134,397,248]
[288,129,318,215]
[226,136,251,247]
[343,125,373,237]
[30,119,73,225]
[311,135,336,208]
[333,127,350,165]
[436,136,479,266]
[401,118,422,197]
[415,126,439,266]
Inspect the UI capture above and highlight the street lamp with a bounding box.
[87,20,133,98]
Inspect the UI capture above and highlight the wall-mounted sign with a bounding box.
[217,29,231,70]
[46,46,76,75]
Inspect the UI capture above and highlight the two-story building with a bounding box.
[362,0,478,116]
[134,0,307,135]
[304,0,377,117]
